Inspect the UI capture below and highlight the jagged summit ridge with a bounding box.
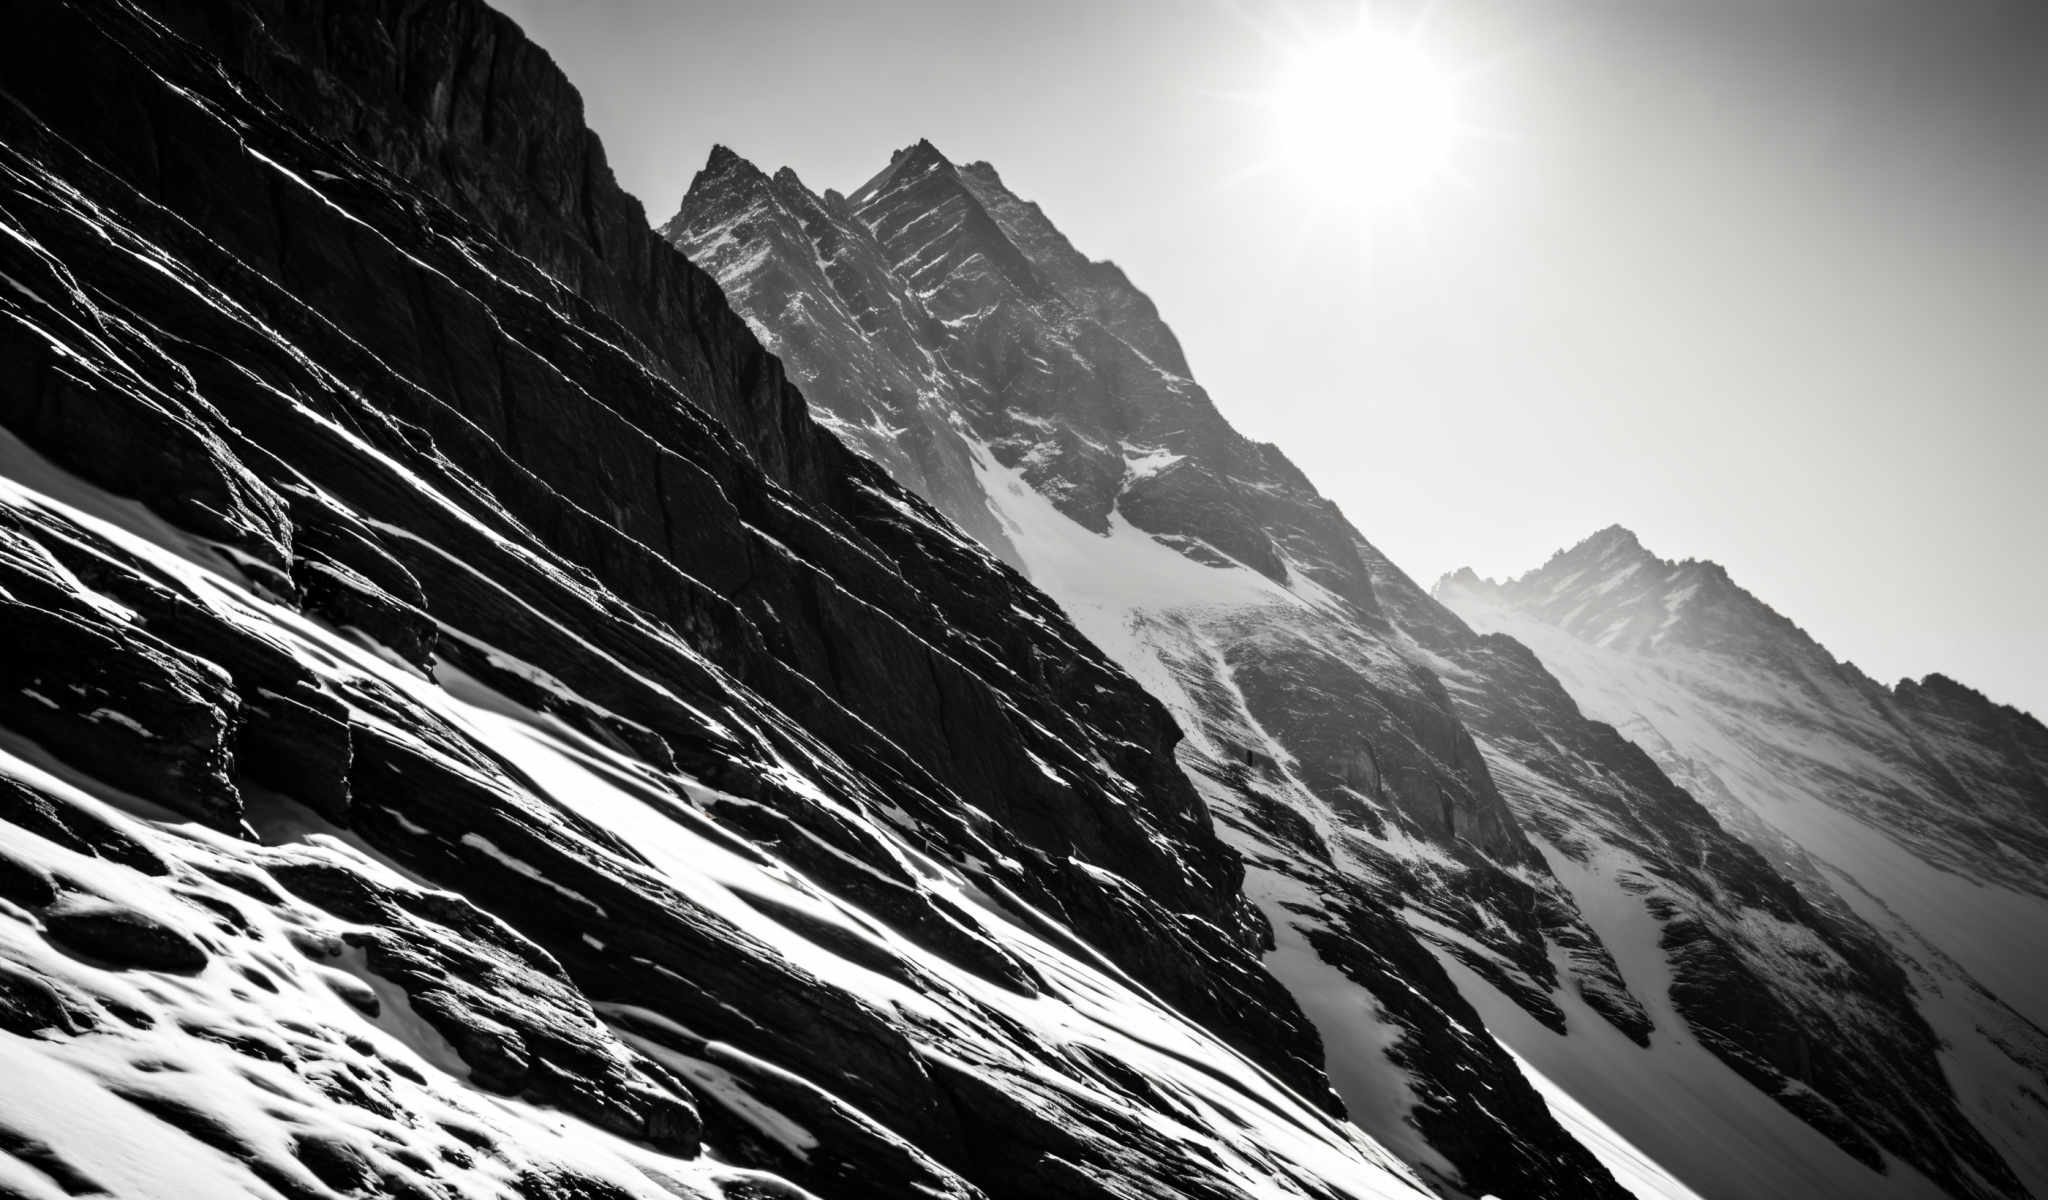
[1438,525,1812,661]
[1440,525,2041,713]
[1444,526,2048,867]
[840,139,1195,380]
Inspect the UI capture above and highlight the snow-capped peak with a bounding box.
[1441,528,2048,1196]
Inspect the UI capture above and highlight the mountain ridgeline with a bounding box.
[669,142,2041,1199]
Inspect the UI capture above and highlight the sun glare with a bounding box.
[1261,23,1465,213]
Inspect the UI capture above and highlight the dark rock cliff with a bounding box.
[0,2,1432,1198]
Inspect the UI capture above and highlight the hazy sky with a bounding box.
[496,0,2047,717]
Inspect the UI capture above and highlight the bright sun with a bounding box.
[1263,25,1464,211]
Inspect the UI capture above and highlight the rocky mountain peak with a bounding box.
[1578,522,1645,556]
[667,145,770,234]
[1456,525,1758,657]
[1547,523,1658,578]
[1448,525,2048,868]
[904,135,951,162]
[701,141,752,175]
[862,136,961,193]
[1433,564,1491,591]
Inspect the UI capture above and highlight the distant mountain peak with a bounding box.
[1466,528,2015,710]
[842,138,957,205]
[891,136,957,175]
[1433,564,1493,595]
[1580,522,1644,552]
[689,142,769,193]
[1552,526,1738,589]
[1549,523,1659,575]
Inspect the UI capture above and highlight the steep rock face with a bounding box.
[0,2,1441,1198]
[674,147,1020,565]
[672,145,2029,1200]
[1440,528,2048,1194]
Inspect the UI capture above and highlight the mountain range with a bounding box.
[1438,527,2048,1192]
[667,138,2046,1200]
[0,1,2038,1199]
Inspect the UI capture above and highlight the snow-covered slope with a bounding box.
[1438,527,2048,1195]
[0,2,1446,1198]
[670,144,2033,1199]
[0,434,1426,1200]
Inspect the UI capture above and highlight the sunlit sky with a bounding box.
[496,0,2047,718]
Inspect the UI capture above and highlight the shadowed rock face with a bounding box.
[0,2,1446,1199]
[672,143,2030,1199]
